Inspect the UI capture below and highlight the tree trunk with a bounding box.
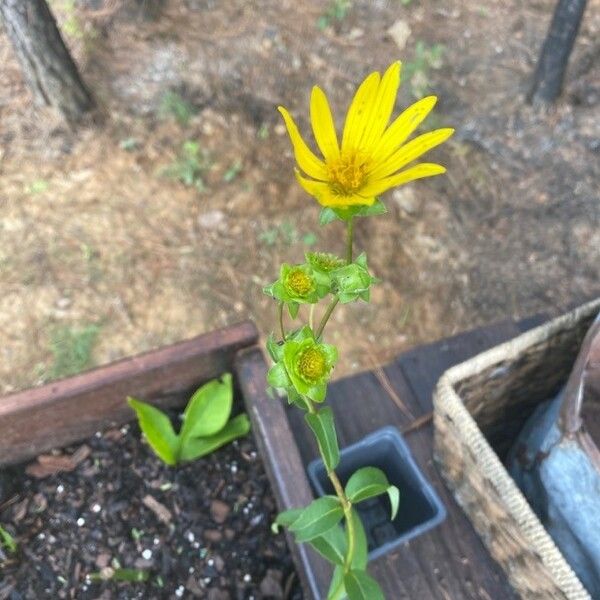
[528,0,588,106]
[0,0,94,122]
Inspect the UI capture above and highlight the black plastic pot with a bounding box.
[307,426,446,560]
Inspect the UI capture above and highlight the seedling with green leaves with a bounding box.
[159,90,196,127]
[162,141,210,192]
[0,525,17,555]
[403,41,445,98]
[317,0,352,30]
[259,221,318,247]
[48,324,100,380]
[128,374,250,465]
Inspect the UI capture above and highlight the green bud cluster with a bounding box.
[331,253,379,304]
[263,200,394,600]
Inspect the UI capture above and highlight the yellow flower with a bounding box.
[278,62,454,208]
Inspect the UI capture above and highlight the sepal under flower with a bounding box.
[263,264,329,311]
[331,252,379,303]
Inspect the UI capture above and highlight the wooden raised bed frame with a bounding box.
[0,321,258,467]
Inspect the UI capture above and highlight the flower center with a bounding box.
[307,252,345,273]
[297,346,327,383]
[285,268,314,297]
[327,150,370,195]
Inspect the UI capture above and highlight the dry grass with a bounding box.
[0,0,599,393]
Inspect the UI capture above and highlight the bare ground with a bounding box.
[0,0,599,393]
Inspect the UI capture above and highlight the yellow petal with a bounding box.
[294,171,330,205]
[341,71,381,151]
[362,163,446,197]
[369,128,454,180]
[278,106,328,180]
[372,96,438,163]
[358,61,401,152]
[310,86,339,161]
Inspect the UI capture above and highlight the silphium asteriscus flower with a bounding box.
[278,61,454,208]
[267,326,338,403]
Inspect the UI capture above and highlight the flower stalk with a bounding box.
[265,60,453,600]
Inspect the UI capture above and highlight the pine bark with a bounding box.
[528,0,588,106]
[0,0,94,122]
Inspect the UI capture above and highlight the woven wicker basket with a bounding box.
[433,299,600,600]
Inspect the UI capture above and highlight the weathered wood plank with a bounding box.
[397,319,527,414]
[0,321,258,466]
[235,347,331,600]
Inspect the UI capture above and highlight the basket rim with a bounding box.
[434,298,600,600]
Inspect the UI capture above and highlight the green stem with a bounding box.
[345,217,354,264]
[303,396,356,578]
[278,302,286,342]
[315,297,339,340]
[309,303,315,331]
[314,218,355,340]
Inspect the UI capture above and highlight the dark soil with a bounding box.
[0,420,302,600]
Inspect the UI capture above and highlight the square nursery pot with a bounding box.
[307,426,446,560]
[433,298,600,600]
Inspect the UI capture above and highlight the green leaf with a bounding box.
[89,568,150,583]
[286,388,306,409]
[319,207,338,225]
[127,397,180,465]
[288,302,299,318]
[345,467,400,520]
[350,508,368,570]
[267,361,291,389]
[305,408,339,471]
[0,525,17,554]
[273,507,304,533]
[356,199,387,217]
[306,382,327,403]
[345,467,388,502]
[327,565,346,600]
[388,485,400,521]
[289,496,343,542]
[309,525,346,566]
[179,413,250,462]
[355,252,368,268]
[266,334,284,362]
[180,374,233,441]
[344,570,384,600]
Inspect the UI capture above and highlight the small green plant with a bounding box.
[120,137,139,152]
[223,160,243,183]
[159,90,195,127]
[25,179,49,194]
[162,141,210,192]
[257,124,270,139]
[0,525,17,555]
[259,222,318,247]
[317,0,352,30]
[49,324,100,380]
[128,374,250,466]
[49,0,98,44]
[403,41,445,98]
[89,568,150,583]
